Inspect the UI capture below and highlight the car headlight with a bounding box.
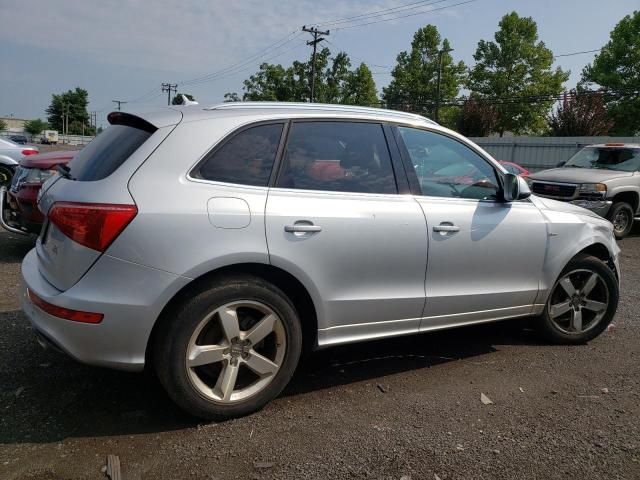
[579,183,607,194]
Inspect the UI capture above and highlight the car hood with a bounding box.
[529,168,634,184]
[20,150,75,169]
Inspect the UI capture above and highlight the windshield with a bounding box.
[565,147,640,172]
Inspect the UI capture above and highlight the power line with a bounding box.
[179,31,303,87]
[554,48,601,58]
[333,0,479,31]
[315,0,452,28]
[180,41,307,89]
[324,39,393,69]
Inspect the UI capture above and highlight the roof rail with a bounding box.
[206,102,438,125]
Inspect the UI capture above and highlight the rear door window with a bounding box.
[276,121,397,194]
[69,124,154,181]
[195,123,284,187]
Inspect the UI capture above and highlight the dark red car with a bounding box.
[1,151,75,235]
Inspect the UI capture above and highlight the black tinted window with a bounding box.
[198,123,283,186]
[398,127,499,200]
[277,122,397,194]
[70,125,153,181]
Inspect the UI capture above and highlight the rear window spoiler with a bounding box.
[107,112,157,133]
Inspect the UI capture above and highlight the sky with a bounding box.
[0,0,637,127]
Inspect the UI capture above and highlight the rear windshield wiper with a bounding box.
[56,164,75,180]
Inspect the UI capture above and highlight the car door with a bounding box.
[265,120,428,346]
[393,125,547,329]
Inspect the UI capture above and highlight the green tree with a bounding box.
[0,119,6,131]
[548,90,613,136]
[23,119,49,136]
[223,92,241,102]
[456,96,498,137]
[467,12,569,136]
[171,93,195,105]
[581,11,640,135]
[343,63,379,106]
[241,47,378,106]
[45,87,95,135]
[382,25,466,123]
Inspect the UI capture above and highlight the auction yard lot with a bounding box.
[1,228,639,480]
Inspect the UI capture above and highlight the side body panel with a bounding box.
[416,197,548,326]
[265,189,429,343]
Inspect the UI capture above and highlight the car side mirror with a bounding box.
[503,173,531,202]
[556,161,566,167]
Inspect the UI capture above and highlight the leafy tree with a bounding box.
[223,92,241,102]
[467,12,569,136]
[45,87,95,135]
[23,119,49,136]
[548,90,613,136]
[382,25,466,122]
[456,97,498,137]
[243,62,302,101]
[241,47,378,106]
[343,63,378,106]
[171,93,195,105]
[0,119,6,131]
[581,11,640,135]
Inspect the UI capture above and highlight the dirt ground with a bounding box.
[1,227,639,480]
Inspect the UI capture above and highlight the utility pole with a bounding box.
[112,100,127,111]
[302,26,330,103]
[162,83,178,105]
[435,47,453,123]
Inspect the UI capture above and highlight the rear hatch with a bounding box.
[36,110,181,291]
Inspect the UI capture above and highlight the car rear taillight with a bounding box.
[22,149,38,156]
[48,202,137,252]
[28,289,103,323]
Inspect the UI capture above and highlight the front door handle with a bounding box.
[284,224,322,233]
[433,223,460,233]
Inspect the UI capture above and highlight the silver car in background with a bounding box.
[0,138,39,187]
[21,103,620,420]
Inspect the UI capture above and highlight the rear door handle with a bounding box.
[433,223,460,233]
[284,224,322,233]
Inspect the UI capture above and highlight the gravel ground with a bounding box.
[1,228,639,480]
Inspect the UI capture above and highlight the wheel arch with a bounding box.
[611,190,639,214]
[145,262,319,369]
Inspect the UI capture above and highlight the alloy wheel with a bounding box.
[547,269,609,335]
[186,300,286,404]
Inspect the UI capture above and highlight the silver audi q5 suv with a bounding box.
[21,103,620,419]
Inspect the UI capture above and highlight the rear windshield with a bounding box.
[68,124,153,181]
[565,147,640,172]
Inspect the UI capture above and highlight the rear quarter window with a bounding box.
[194,123,284,187]
[69,124,154,181]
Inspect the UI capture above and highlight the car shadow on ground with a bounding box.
[0,309,540,445]
[0,232,34,264]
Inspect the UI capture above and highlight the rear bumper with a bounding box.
[20,248,191,371]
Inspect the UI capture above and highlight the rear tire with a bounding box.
[536,254,618,344]
[607,201,634,239]
[154,274,302,420]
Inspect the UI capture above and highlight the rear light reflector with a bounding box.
[48,202,137,252]
[28,289,103,324]
[22,149,38,156]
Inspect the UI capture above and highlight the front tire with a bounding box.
[154,275,302,420]
[607,201,634,239]
[537,254,618,344]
